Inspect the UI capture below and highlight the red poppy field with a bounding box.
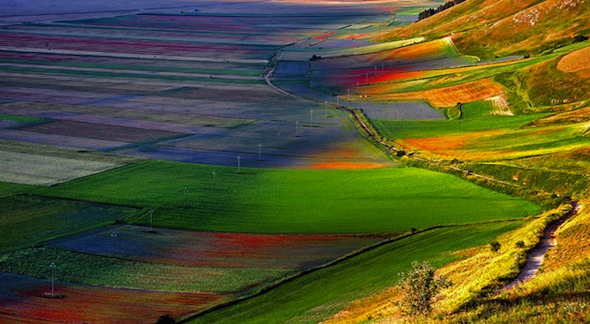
[0,273,228,323]
[46,225,384,269]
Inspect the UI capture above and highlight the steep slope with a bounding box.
[381,0,590,59]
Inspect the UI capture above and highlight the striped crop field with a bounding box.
[46,225,384,269]
[0,272,228,323]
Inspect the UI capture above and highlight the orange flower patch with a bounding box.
[373,78,504,108]
[401,135,470,152]
[399,129,506,160]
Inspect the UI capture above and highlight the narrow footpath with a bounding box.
[502,201,582,292]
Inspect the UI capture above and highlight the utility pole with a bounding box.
[182,187,188,206]
[49,262,56,297]
[149,209,154,230]
[110,231,117,256]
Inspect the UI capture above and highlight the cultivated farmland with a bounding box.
[33,160,540,234]
[3,0,581,323]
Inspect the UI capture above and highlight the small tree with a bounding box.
[156,314,175,324]
[489,240,501,252]
[399,261,451,316]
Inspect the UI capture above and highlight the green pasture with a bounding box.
[466,162,589,197]
[470,124,590,153]
[373,112,544,139]
[0,182,34,198]
[0,195,137,253]
[0,247,289,293]
[34,160,540,234]
[188,221,524,323]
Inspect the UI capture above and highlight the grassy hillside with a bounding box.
[380,0,590,60]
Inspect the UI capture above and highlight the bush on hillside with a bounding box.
[399,261,451,315]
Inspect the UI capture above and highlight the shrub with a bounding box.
[156,314,175,324]
[490,241,501,252]
[399,261,451,315]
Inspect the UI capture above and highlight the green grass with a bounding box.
[460,100,497,119]
[466,162,589,198]
[373,113,543,139]
[33,161,540,234]
[0,181,35,198]
[0,114,45,123]
[0,195,138,253]
[187,221,524,323]
[0,247,289,293]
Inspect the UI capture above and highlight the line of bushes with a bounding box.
[417,0,467,21]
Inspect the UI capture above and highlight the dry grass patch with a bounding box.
[557,45,590,77]
[0,150,121,185]
[486,95,514,116]
[0,140,136,185]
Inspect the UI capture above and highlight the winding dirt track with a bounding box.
[502,201,582,292]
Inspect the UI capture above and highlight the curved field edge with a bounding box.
[31,160,541,234]
[183,221,524,323]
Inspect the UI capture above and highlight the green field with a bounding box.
[188,221,524,323]
[0,195,138,253]
[32,160,541,234]
[373,110,545,140]
[0,247,288,293]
